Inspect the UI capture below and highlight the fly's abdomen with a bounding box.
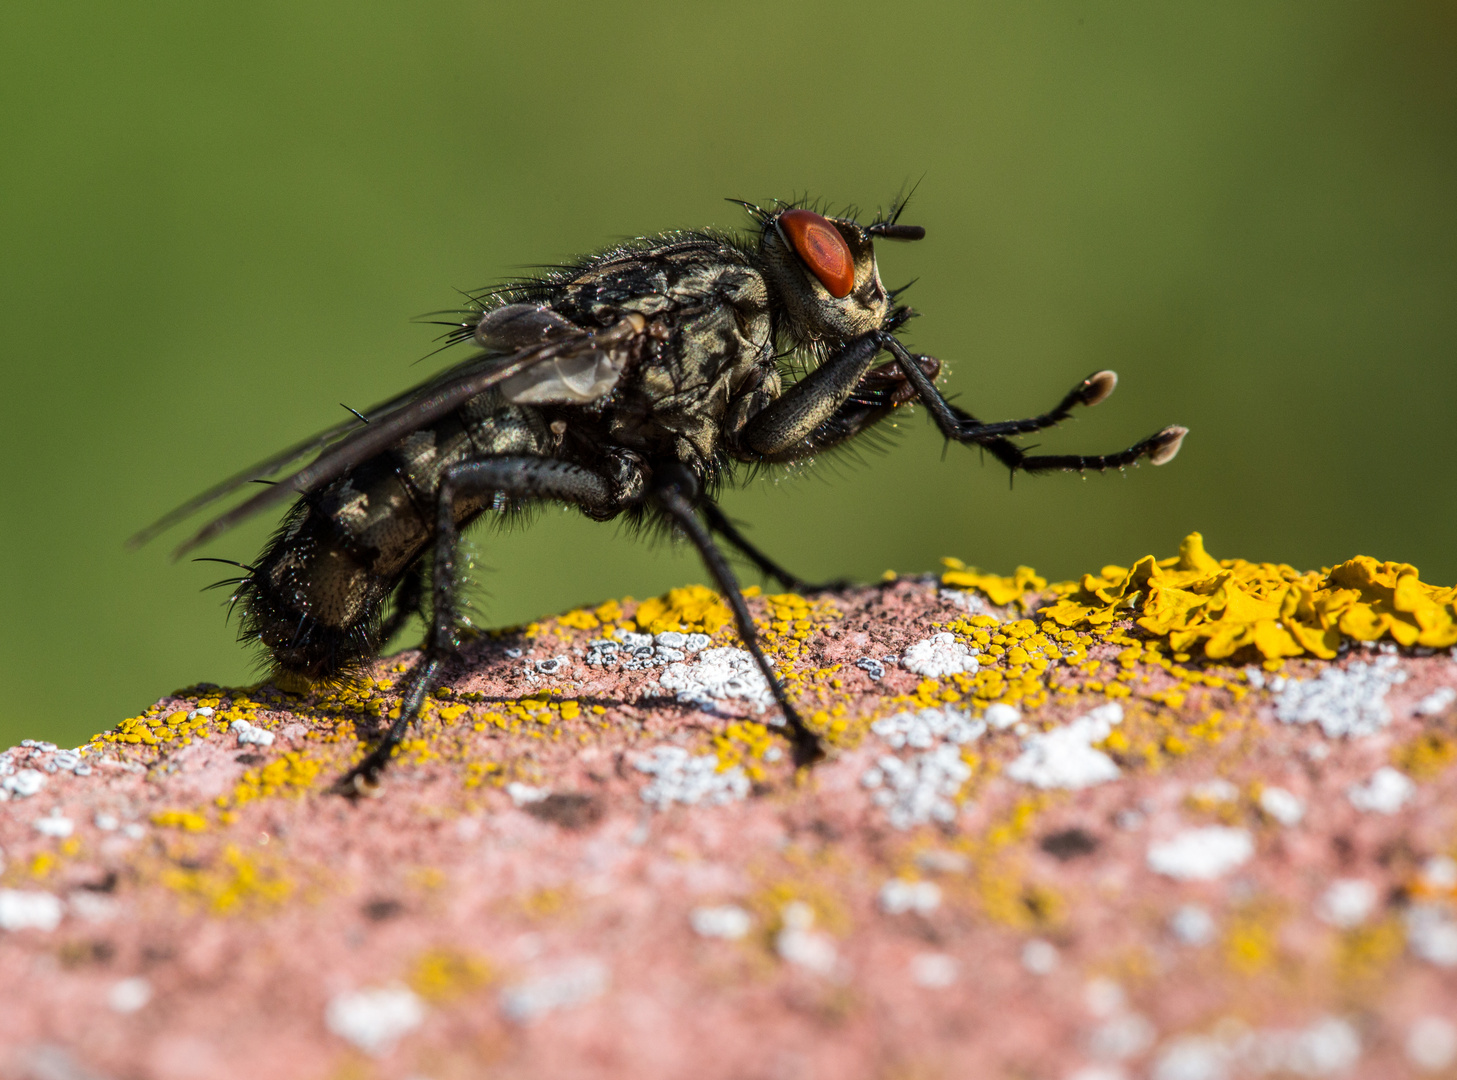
[239,501,393,680]
[239,397,547,681]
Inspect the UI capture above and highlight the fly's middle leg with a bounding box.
[336,456,618,793]
[651,462,825,769]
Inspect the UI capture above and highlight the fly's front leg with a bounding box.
[879,335,1188,475]
[735,332,887,462]
[337,456,618,793]
[652,464,825,769]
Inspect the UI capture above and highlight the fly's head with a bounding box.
[749,201,924,349]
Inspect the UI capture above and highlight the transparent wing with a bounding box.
[132,315,644,558]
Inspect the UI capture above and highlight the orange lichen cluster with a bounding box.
[1038,532,1457,661]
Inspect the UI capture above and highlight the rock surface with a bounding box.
[3,557,1457,1080]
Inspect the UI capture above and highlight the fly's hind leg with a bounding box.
[699,501,847,595]
[377,562,425,649]
[337,456,619,793]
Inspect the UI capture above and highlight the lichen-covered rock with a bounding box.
[3,540,1457,1079]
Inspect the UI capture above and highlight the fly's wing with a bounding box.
[134,313,647,558]
[126,368,464,550]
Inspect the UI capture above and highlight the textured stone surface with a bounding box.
[3,573,1457,1080]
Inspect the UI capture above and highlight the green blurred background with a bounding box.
[2,2,1454,749]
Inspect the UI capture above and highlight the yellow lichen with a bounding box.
[152,809,210,832]
[219,751,323,809]
[1334,919,1405,983]
[711,720,778,782]
[941,560,1047,607]
[1041,532,1457,660]
[407,947,493,1001]
[1392,732,1457,781]
[633,584,733,635]
[161,845,292,914]
[1224,911,1279,975]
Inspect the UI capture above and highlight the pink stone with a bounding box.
[1,580,1455,1078]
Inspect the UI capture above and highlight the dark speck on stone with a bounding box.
[362,898,403,921]
[1040,827,1100,860]
[525,792,604,829]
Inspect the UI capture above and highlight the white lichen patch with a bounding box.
[1317,879,1378,928]
[587,631,710,670]
[878,878,941,915]
[1408,1017,1457,1072]
[32,811,73,838]
[910,952,958,988]
[1245,1016,1361,1076]
[1146,827,1254,881]
[1005,704,1123,791]
[1406,904,1457,967]
[1151,1035,1226,1080]
[1275,656,1407,738]
[506,782,550,807]
[107,977,152,1014]
[690,905,752,940]
[983,703,1021,730]
[1346,766,1415,814]
[900,632,979,678]
[1087,1013,1157,1062]
[938,587,984,614]
[1152,1017,1360,1080]
[1259,786,1304,826]
[1414,686,1457,717]
[658,648,773,712]
[1021,938,1059,975]
[870,706,985,750]
[775,902,838,976]
[1190,778,1240,804]
[325,985,426,1055]
[499,959,609,1023]
[3,744,92,788]
[635,747,750,810]
[1,768,45,799]
[861,745,972,829]
[0,889,63,932]
[1169,904,1216,946]
[1422,856,1457,890]
[231,719,275,747]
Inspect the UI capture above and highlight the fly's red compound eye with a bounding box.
[779,209,855,298]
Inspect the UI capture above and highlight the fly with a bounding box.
[132,195,1188,792]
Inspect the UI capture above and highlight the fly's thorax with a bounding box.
[604,275,777,465]
[758,213,891,347]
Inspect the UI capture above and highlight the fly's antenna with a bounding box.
[875,176,925,228]
[866,179,927,240]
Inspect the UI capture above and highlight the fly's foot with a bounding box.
[780,704,828,769]
[334,742,395,797]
